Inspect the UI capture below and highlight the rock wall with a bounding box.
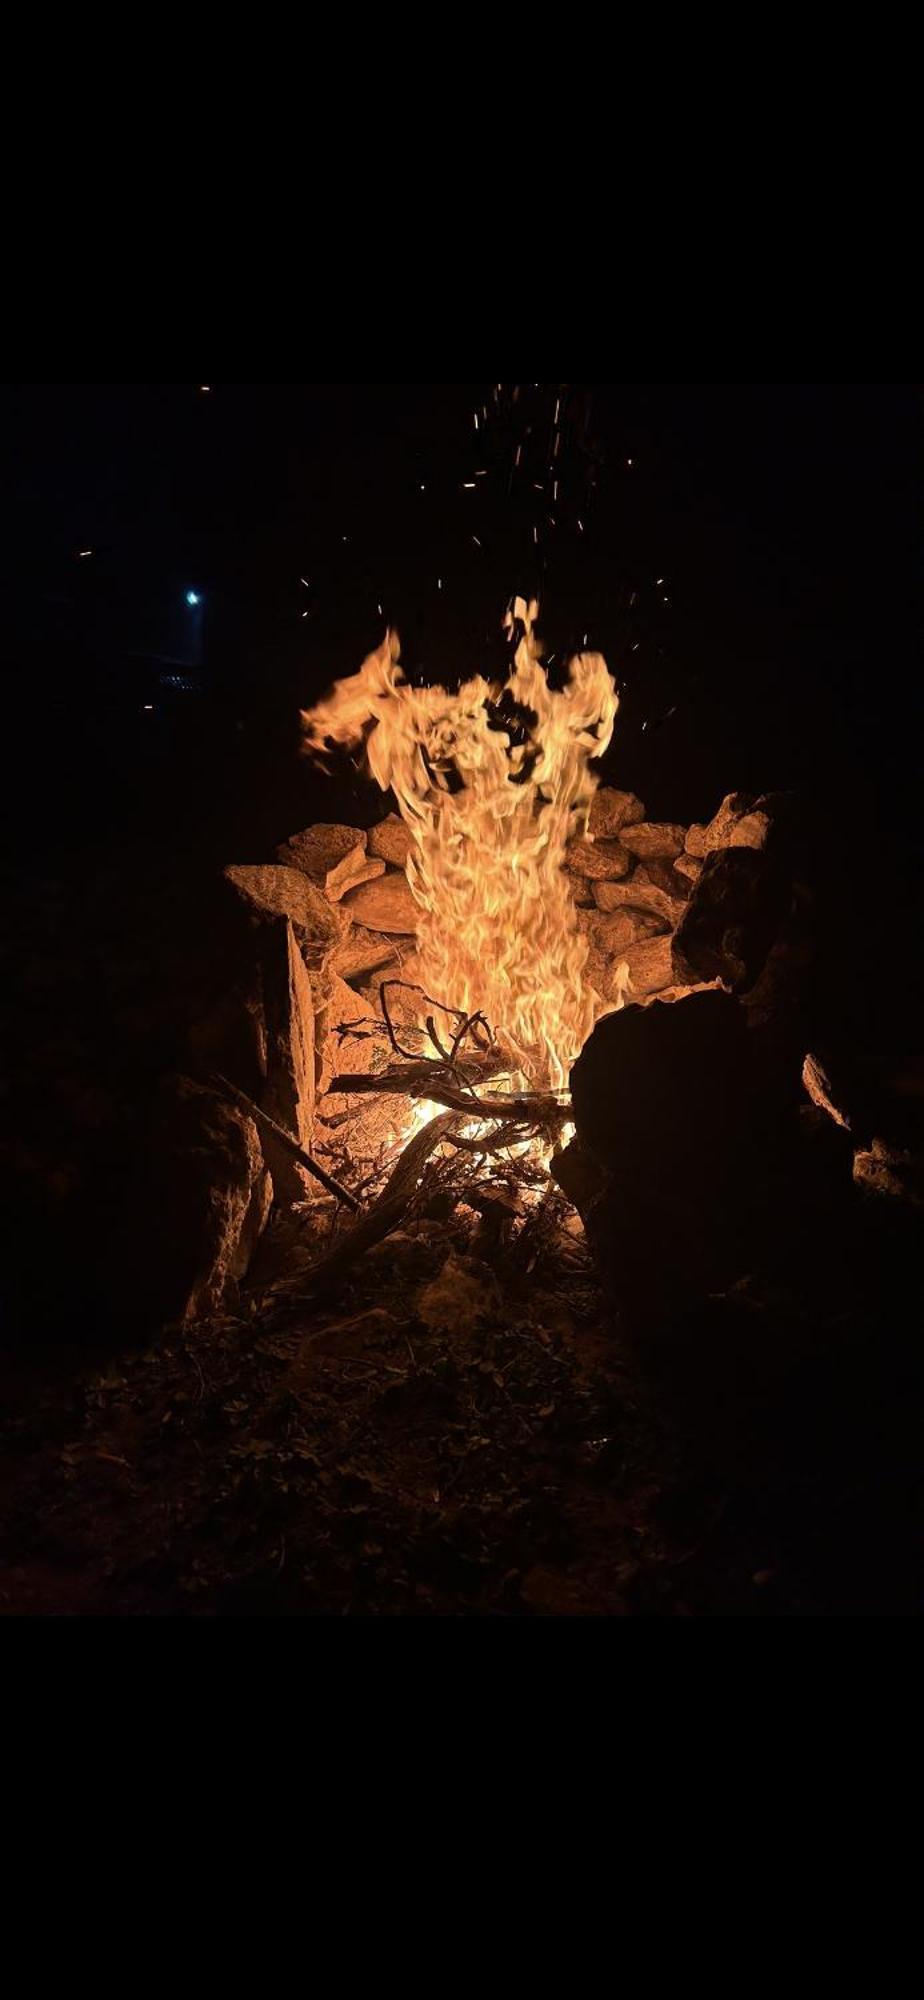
[113,790,792,1328]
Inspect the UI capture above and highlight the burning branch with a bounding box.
[291,1108,464,1293]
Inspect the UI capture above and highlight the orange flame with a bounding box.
[302,599,618,1090]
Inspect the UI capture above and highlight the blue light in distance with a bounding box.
[186,590,201,607]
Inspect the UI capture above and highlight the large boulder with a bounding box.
[672,846,792,993]
[259,917,317,1200]
[224,863,344,969]
[556,989,827,1321]
[112,1076,272,1328]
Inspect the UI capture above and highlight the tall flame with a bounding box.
[302,599,618,1090]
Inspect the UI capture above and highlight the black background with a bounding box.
[2,382,920,966]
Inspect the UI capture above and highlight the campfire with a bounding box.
[221,597,621,1280]
[193,599,805,1327]
[301,597,620,1095]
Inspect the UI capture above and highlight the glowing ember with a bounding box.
[302,599,619,1091]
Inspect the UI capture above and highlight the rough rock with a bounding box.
[258,916,316,1200]
[368,814,412,867]
[674,853,703,884]
[726,811,772,850]
[685,823,708,856]
[689,792,772,856]
[702,793,751,851]
[331,924,401,985]
[581,936,613,1004]
[634,858,692,900]
[276,824,385,901]
[588,788,646,837]
[618,821,686,861]
[359,953,428,1033]
[568,876,596,907]
[224,864,344,968]
[564,837,630,881]
[579,906,666,954]
[315,974,412,1166]
[121,1076,272,1328]
[592,876,684,928]
[560,989,832,1321]
[340,871,419,935]
[672,847,792,993]
[620,933,675,998]
[187,970,267,1101]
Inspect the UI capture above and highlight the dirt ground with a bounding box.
[2,1178,920,1617]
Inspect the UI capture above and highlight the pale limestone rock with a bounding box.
[224,864,344,968]
[618,821,686,861]
[331,925,400,985]
[588,788,646,836]
[564,837,630,881]
[340,871,419,935]
[277,823,383,901]
[579,906,666,954]
[591,876,684,929]
[259,917,317,1201]
[367,814,412,867]
[620,933,675,998]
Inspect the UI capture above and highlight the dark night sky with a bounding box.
[2,382,920,868]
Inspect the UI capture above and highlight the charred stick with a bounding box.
[297,1109,462,1292]
[211,1073,362,1213]
[327,1070,569,1127]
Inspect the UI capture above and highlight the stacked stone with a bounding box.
[175,794,774,1320]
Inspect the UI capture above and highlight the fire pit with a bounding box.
[197,598,789,1318]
